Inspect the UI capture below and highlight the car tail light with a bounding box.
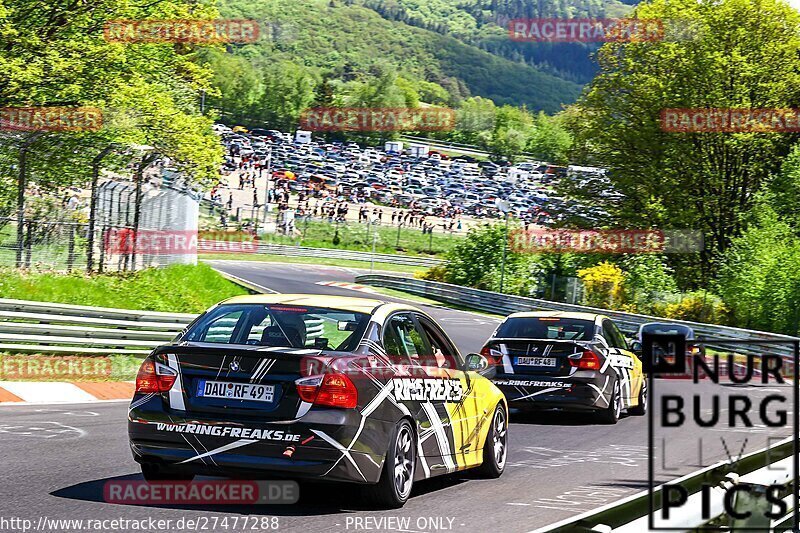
[295,373,358,409]
[135,359,177,393]
[569,350,601,370]
[295,376,322,402]
[480,345,503,366]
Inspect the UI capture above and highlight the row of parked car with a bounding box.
[215,125,622,225]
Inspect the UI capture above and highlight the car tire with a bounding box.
[478,404,508,478]
[596,378,621,425]
[369,419,415,509]
[140,462,195,482]
[629,378,648,416]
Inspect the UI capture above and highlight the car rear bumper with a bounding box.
[490,375,612,412]
[128,395,388,484]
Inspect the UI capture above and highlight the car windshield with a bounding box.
[640,324,694,339]
[495,317,594,341]
[182,304,370,352]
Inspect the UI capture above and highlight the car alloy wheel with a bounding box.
[492,406,508,470]
[394,423,415,500]
[597,379,621,424]
[478,404,508,478]
[630,378,647,416]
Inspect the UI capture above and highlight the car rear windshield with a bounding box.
[495,317,594,341]
[640,324,694,338]
[182,304,370,352]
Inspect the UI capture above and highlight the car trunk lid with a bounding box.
[484,338,591,377]
[153,343,330,421]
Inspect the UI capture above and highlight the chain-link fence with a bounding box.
[0,176,201,272]
[0,130,205,273]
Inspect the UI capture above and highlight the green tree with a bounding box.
[441,223,518,290]
[766,143,800,231]
[0,0,223,203]
[568,0,800,280]
[486,105,534,161]
[527,111,572,164]
[716,206,800,335]
[259,61,317,130]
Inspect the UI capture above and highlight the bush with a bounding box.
[481,254,548,297]
[417,264,447,282]
[658,291,728,324]
[440,223,516,290]
[577,261,624,309]
[716,208,800,335]
[618,255,678,314]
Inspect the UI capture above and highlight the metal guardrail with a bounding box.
[0,299,194,323]
[0,299,188,356]
[353,275,799,360]
[253,243,442,267]
[532,437,797,532]
[0,298,324,355]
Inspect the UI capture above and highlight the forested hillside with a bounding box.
[356,0,637,83]
[211,0,603,125]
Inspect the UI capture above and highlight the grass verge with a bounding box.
[258,219,460,257]
[0,263,248,313]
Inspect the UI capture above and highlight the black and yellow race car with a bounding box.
[479,311,646,424]
[128,294,507,508]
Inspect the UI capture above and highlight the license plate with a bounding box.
[515,357,557,367]
[197,380,275,402]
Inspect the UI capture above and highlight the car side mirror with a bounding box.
[630,340,643,355]
[465,353,489,372]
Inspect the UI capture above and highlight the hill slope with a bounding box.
[357,0,638,84]
[218,0,584,112]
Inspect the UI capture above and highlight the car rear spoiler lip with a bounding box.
[488,337,592,345]
[152,343,324,359]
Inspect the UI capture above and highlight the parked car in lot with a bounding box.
[218,125,613,227]
[129,294,508,508]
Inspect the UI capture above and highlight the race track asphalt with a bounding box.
[0,260,792,533]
